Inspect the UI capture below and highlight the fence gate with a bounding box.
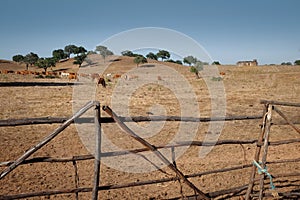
[0,100,299,199]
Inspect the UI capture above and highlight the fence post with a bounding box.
[245,103,268,200]
[92,102,102,200]
[72,160,79,200]
[258,104,272,199]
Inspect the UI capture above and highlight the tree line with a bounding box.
[121,50,209,78]
[12,45,114,72]
[12,46,209,78]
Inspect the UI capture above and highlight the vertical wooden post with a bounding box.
[92,102,101,200]
[258,104,272,199]
[72,160,79,200]
[245,104,268,200]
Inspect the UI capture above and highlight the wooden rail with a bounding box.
[0,100,299,199]
[0,115,263,127]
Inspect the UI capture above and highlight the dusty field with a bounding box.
[0,56,299,199]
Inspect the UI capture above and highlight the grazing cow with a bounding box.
[21,71,31,75]
[7,70,14,74]
[47,71,57,76]
[60,72,69,78]
[113,74,121,79]
[97,77,106,88]
[68,73,78,80]
[48,72,54,76]
[106,73,112,77]
[219,72,226,76]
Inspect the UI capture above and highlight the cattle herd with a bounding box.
[1,69,226,84]
[0,69,125,87]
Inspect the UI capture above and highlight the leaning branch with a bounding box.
[102,106,210,200]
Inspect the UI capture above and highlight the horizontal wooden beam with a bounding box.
[0,172,299,200]
[1,139,300,167]
[260,100,300,107]
[0,115,263,127]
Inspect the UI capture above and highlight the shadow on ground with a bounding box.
[0,82,83,87]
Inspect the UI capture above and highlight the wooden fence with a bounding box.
[0,100,299,199]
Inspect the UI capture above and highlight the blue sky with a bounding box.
[1,0,300,64]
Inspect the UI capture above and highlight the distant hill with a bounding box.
[0,59,25,71]
[0,55,203,77]
[0,58,78,73]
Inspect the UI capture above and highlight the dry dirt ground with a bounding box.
[0,56,299,199]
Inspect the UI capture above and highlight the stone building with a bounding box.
[236,59,258,66]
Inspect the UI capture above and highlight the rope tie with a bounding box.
[253,160,275,190]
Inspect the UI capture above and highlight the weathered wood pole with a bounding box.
[102,106,209,200]
[92,102,102,200]
[258,104,272,199]
[245,104,268,200]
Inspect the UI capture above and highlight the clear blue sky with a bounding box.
[1,0,300,64]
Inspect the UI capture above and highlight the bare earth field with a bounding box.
[0,56,299,199]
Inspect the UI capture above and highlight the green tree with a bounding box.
[36,57,56,73]
[190,61,203,79]
[134,55,147,67]
[121,50,135,57]
[73,53,87,67]
[24,52,39,70]
[87,50,97,55]
[294,60,300,65]
[166,59,183,65]
[146,52,158,60]
[64,44,78,58]
[74,46,87,55]
[281,62,292,65]
[175,60,183,65]
[212,61,221,65]
[52,49,68,62]
[12,54,24,63]
[183,56,197,66]
[95,45,114,62]
[156,50,170,61]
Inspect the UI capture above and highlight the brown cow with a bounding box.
[68,73,78,80]
[113,74,121,79]
[97,77,106,88]
[20,70,29,75]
